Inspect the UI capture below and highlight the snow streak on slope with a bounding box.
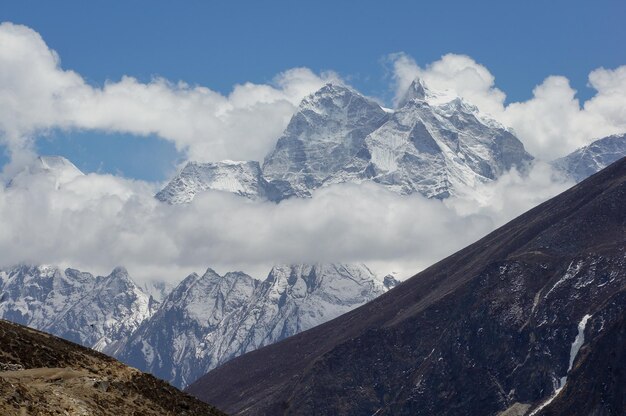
[529,314,592,416]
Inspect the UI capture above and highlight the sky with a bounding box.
[0,1,624,283]
[1,0,625,180]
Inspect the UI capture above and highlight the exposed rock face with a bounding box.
[110,263,390,388]
[0,319,225,416]
[552,133,626,182]
[0,265,156,352]
[186,158,626,416]
[262,84,390,198]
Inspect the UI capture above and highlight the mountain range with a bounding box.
[187,157,626,416]
[1,79,625,400]
[158,81,626,206]
[0,260,396,389]
[108,264,396,388]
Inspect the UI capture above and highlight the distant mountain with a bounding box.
[0,265,156,352]
[156,160,279,204]
[0,261,396,390]
[109,263,397,388]
[553,133,626,182]
[158,80,533,203]
[7,155,84,189]
[0,319,225,416]
[324,79,532,198]
[187,158,626,416]
[262,84,390,198]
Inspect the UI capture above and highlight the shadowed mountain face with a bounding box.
[186,157,626,416]
[0,320,225,416]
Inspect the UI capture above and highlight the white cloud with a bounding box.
[0,22,339,175]
[0,161,572,283]
[3,23,624,169]
[389,52,506,116]
[389,53,626,159]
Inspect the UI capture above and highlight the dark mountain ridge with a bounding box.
[187,157,626,415]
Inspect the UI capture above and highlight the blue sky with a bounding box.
[1,0,625,181]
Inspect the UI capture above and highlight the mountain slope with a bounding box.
[0,319,225,416]
[0,265,156,352]
[187,157,626,416]
[553,133,626,182]
[111,264,394,388]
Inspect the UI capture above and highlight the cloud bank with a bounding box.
[0,161,573,282]
[2,22,625,172]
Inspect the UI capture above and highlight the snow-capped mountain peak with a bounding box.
[7,155,84,189]
[397,78,460,108]
[156,160,278,204]
[552,133,626,182]
[156,81,532,203]
[0,265,156,352]
[262,83,390,198]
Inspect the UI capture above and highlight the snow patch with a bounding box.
[529,314,592,415]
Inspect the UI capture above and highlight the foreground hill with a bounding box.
[187,158,626,415]
[0,320,225,416]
